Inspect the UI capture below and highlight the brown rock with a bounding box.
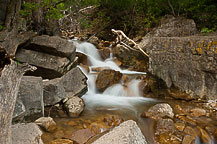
[177,115,196,126]
[70,129,95,144]
[35,117,57,132]
[155,119,175,135]
[49,139,73,144]
[99,48,111,60]
[175,122,185,132]
[214,128,217,141]
[183,126,198,138]
[182,135,195,144]
[190,108,206,117]
[197,126,212,144]
[88,122,109,134]
[96,69,123,92]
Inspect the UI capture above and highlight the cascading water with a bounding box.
[73,41,156,111]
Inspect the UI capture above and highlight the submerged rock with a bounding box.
[70,128,95,144]
[96,69,123,92]
[190,108,206,117]
[35,117,57,132]
[63,96,85,117]
[49,139,73,144]
[12,123,43,144]
[142,103,174,120]
[13,76,44,121]
[92,120,147,144]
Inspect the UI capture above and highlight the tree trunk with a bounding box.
[0,61,36,144]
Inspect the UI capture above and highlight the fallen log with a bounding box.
[0,61,36,144]
[111,29,149,57]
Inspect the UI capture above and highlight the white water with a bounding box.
[73,41,155,110]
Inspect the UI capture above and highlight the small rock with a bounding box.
[64,96,85,117]
[49,139,73,144]
[70,129,95,144]
[177,115,196,126]
[182,135,195,144]
[88,36,99,47]
[142,103,174,120]
[184,126,198,138]
[98,48,111,60]
[35,117,57,132]
[190,108,206,117]
[96,69,123,92]
[174,122,185,132]
[12,123,43,144]
[155,119,175,135]
[88,122,109,134]
[197,126,212,144]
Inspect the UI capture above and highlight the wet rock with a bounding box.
[59,67,88,97]
[43,78,66,106]
[13,76,44,121]
[35,117,57,132]
[99,48,111,60]
[155,119,175,135]
[24,35,76,61]
[182,135,195,144]
[63,96,85,117]
[12,123,43,144]
[174,122,185,132]
[92,120,147,144]
[49,139,73,144]
[140,36,217,100]
[16,49,71,79]
[197,126,212,144]
[142,103,174,120]
[190,108,206,117]
[88,122,109,134]
[96,69,123,92]
[70,129,95,144]
[183,126,198,138]
[88,36,99,47]
[177,115,196,126]
[112,44,148,72]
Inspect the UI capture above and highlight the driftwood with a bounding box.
[111,29,149,57]
[0,61,36,144]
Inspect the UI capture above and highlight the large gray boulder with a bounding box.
[92,120,147,144]
[13,76,44,121]
[16,49,71,79]
[59,67,88,97]
[43,78,66,106]
[12,123,43,144]
[24,35,76,61]
[142,36,217,100]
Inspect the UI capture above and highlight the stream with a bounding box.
[42,41,217,144]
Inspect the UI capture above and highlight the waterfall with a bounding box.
[73,41,155,110]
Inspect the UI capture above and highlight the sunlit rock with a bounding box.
[96,69,123,92]
[92,120,147,144]
[35,117,57,132]
[70,128,95,144]
[190,108,206,117]
[63,96,85,117]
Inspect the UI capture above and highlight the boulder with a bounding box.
[35,117,57,132]
[24,35,76,61]
[92,120,147,144]
[13,76,44,121]
[16,49,71,79]
[155,119,175,135]
[11,123,43,144]
[99,48,111,60]
[87,36,99,47]
[96,69,123,92]
[142,103,174,120]
[142,36,217,100]
[63,96,85,117]
[59,67,88,97]
[43,78,66,106]
[112,44,148,72]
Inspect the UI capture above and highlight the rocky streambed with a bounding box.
[2,16,216,144]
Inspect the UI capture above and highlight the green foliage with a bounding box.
[0,25,4,31]
[200,27,216,35]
